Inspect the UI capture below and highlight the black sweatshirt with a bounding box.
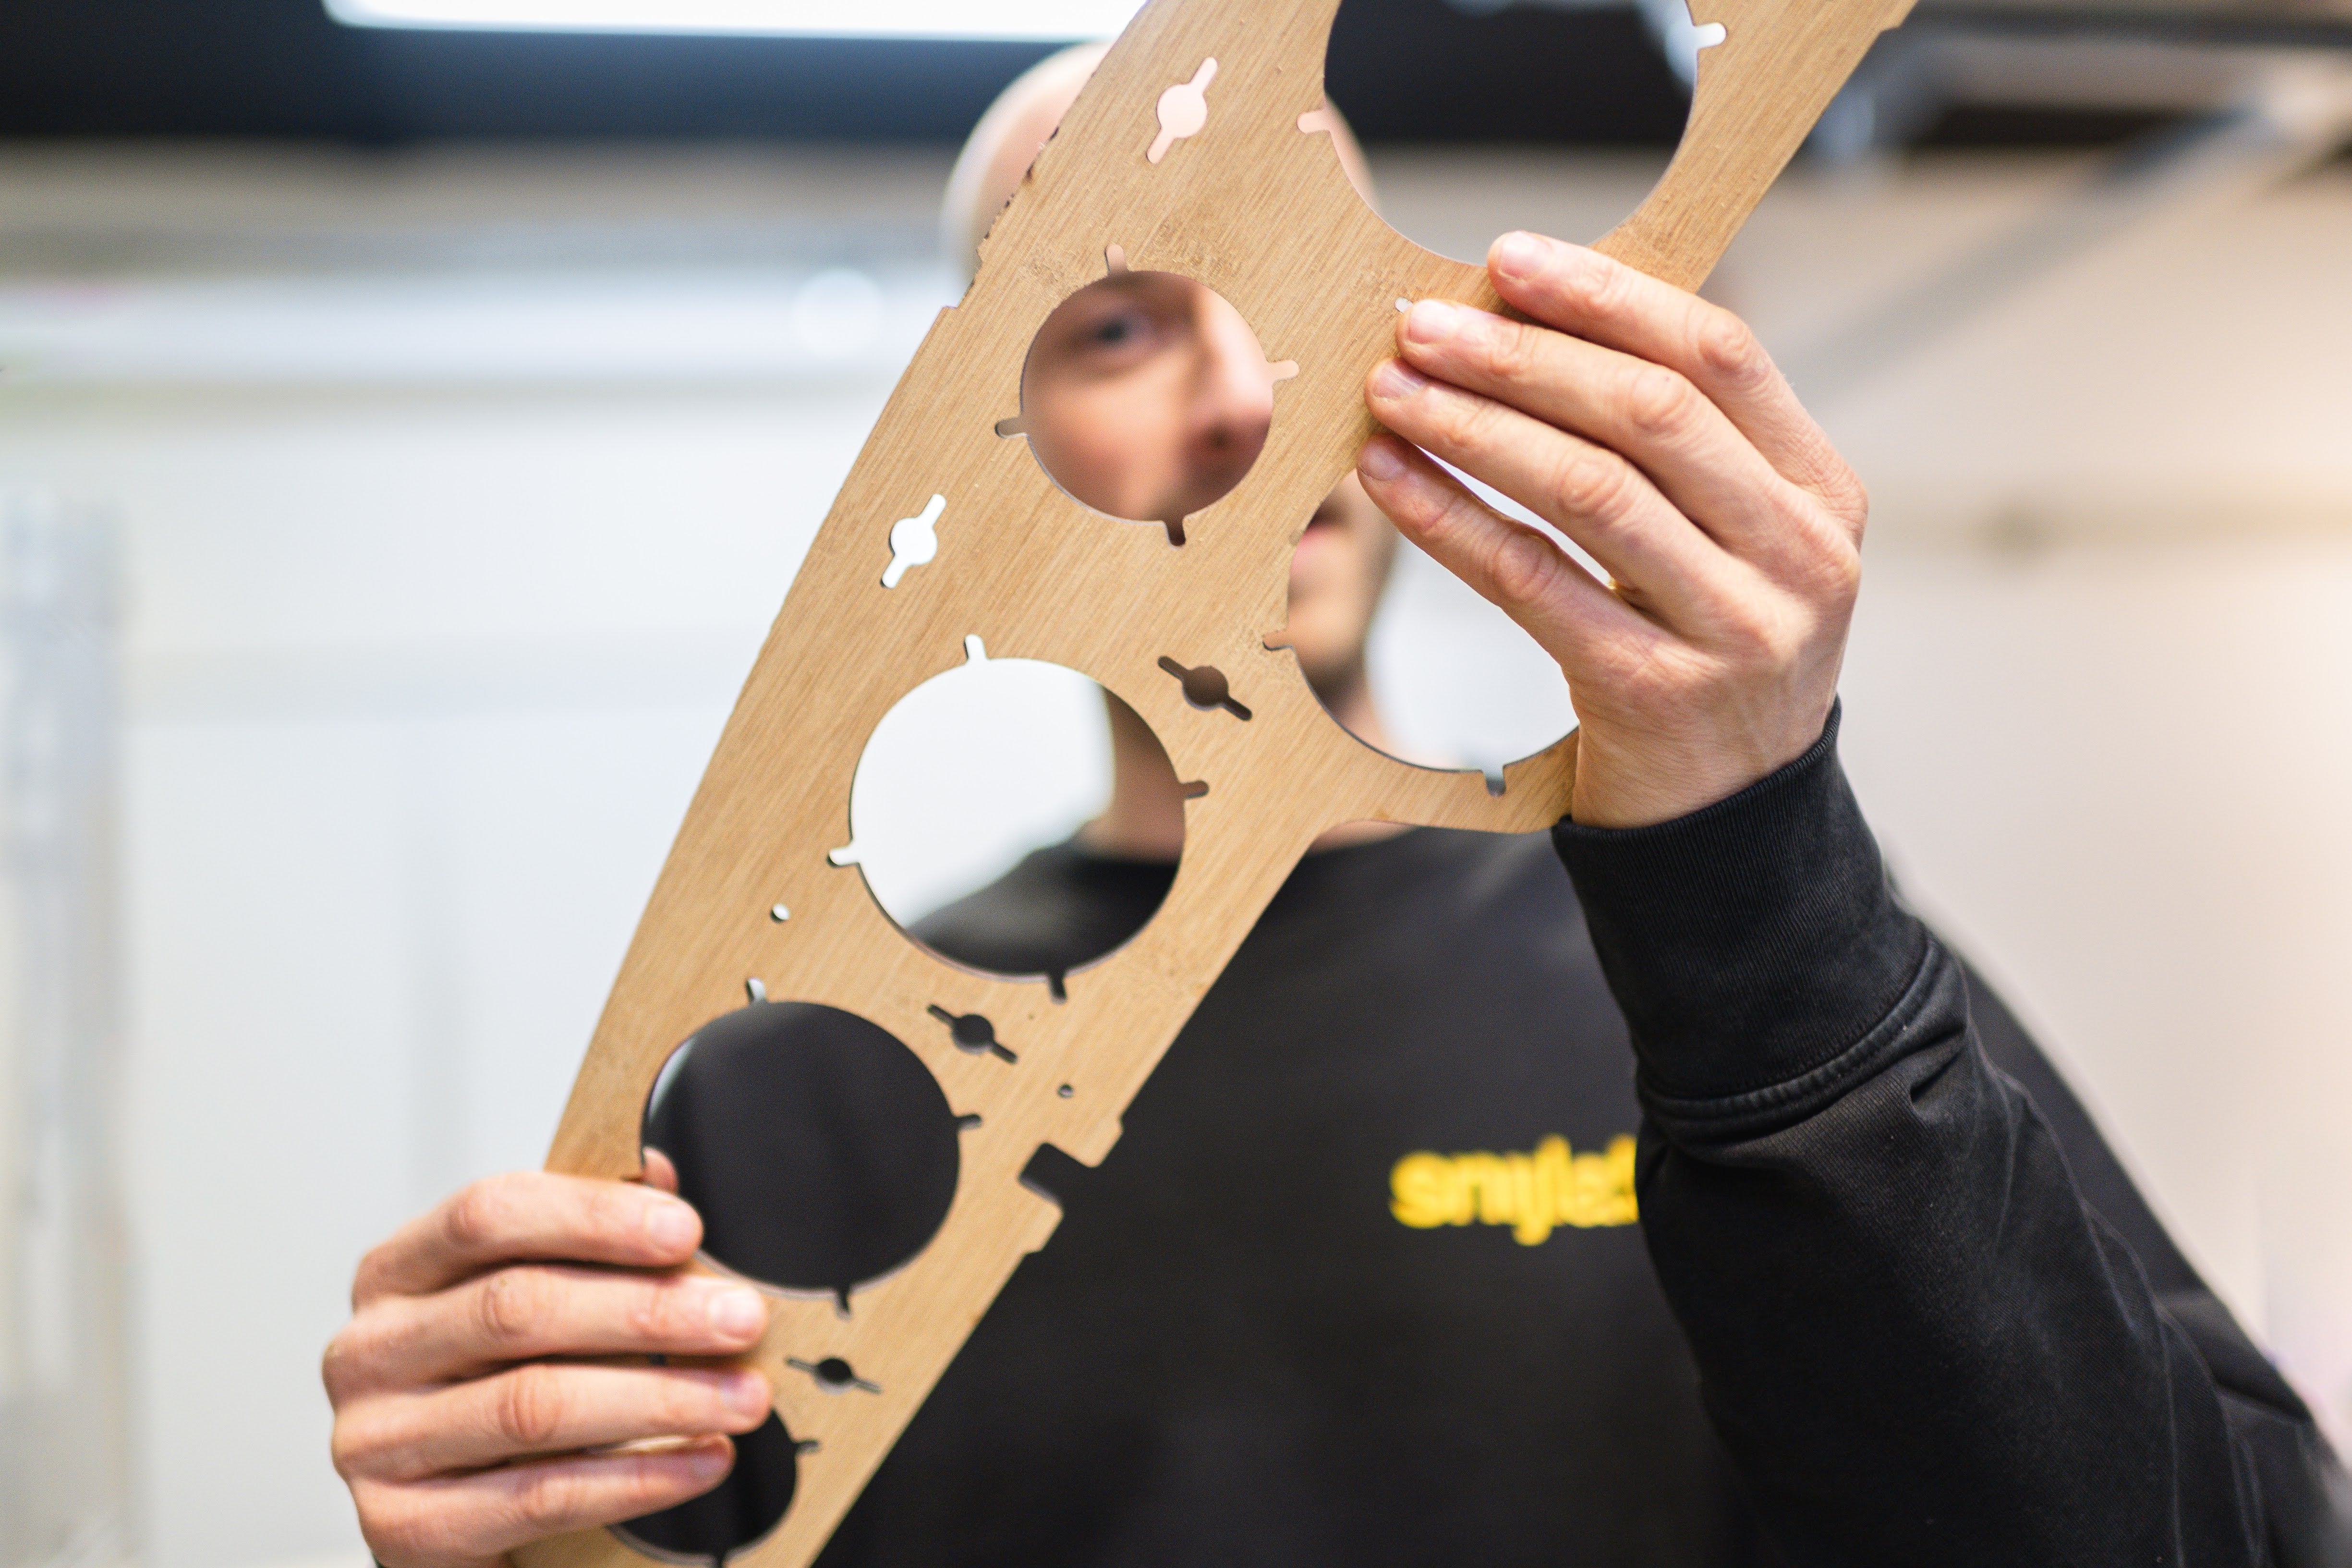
[634,709,2350,1566]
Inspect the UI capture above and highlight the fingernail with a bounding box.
[1492,231,1545,280]
[708,1286,767,1340]
[1358,439,1406,481]
[684,1436,733,1478]
[1404,299,1465,345]
[644,1198,698,1253]
[1369,360,1427,401]
[721,1368,772,1420]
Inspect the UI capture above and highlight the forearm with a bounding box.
[1553,705,2347,1565]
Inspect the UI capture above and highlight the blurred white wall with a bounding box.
[0,140,2346,1568]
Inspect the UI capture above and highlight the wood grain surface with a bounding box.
[517,0,1913,1563]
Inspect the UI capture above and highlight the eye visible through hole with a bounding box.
[1014,267,1288,546]
[645,1001,960,1303]
[845,650,1182,992]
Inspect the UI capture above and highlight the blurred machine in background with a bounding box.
[0,498,129,1568]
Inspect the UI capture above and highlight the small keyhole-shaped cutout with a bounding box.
[790,1355,881,1395]
[1158,656,1252,721]
[928,1003,1017,1063]
[1148,58,1218,164]
[882,494,947,588]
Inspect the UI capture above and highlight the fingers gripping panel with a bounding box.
[522,0,1915,1564]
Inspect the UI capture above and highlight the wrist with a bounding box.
[1565,698,1836,829]
[1552,700,1929,1107]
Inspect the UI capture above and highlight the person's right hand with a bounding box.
[324,1152,773,1568]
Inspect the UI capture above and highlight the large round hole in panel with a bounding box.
[644,1002,960,1301]
[1359,468,1587,786]
[1263,466,1580,793]
[838,649,1182,990]
[1012,264,1294,546]
[615,1411,799,1566]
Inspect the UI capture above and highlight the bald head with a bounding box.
[940,42,1377,274]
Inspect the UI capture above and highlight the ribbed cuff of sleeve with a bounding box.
[1551,702,1929,1105]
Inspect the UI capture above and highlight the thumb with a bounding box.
[640,1146,681,1196]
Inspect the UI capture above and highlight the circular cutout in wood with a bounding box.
[616,1410,800,1565]
[839,650,1183,997]
[644,1001,961,1302]
[1013,265,1294,546]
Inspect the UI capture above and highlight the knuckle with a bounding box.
[625,1282,667,1342]
[475,1267,556,1350]
[1776,492,1865,606]
[1574,250,1633,316]
[1407,483,1486,557]
[322,1306,399,1403]
[583,1179,649,1246]
[376,1495,473,1568]
[652,1370,718,1429]
[320,1332,371,1406]
[441,1176,521,1254]
[1723,601,1798,669]
[329,1406,408,1488]
[1715,596,1773,656]
[1599,638,1683,710]
[1426,386,1489,452]
[1695,308,1768,388]
[1486,529,1560,607]
[511,1464,594,1535]
[354,1488,423,1563]
[1548,447,1630,523]
[1621,364,1698,441]
[1817,538,1863,605]
[493,1363,569,1449]
[350,1243,394,1306]
[630,1277,703,1346]
[1481,320,1544,386]
[328,1416,367,1482]
[1826,467,1870,528]
[1615,656,1677,711]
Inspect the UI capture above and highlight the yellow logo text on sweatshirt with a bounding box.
[1390,1134,1638,1245]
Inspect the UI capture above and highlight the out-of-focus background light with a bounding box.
[326,0,1146,40]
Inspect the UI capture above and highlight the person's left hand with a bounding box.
[1356,231,1869,829]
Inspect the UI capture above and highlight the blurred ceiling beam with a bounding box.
[15,0,2349,147]
[1784,52,2352,401]
[0,0,1691,145]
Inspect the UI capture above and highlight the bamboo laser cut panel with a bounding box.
[521,0,1914,1563]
